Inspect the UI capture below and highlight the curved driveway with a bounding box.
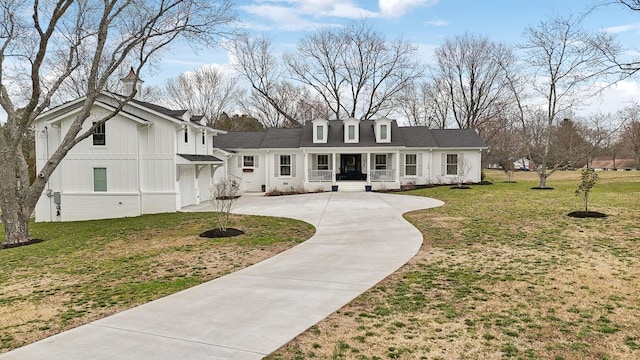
[1,192,442,360]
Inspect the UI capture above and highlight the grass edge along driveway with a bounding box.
[268,170,640,360]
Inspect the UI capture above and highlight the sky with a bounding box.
[150,0,640,117]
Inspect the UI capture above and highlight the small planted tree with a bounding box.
[575,168,598,212]
[209,178,242,232]
[569,168,606,218]
[501,160,516,182]
[453,158,474,189]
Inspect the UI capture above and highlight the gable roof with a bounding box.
[215,120,486,150]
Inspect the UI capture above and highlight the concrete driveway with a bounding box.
[0,192,442,360]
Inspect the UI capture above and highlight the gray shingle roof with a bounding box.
[214,121,486,150]
[177,154,223,162]
[430,129,486,148]
[213,131,267,149]
[299,120,405,147]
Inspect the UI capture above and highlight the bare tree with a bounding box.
[161,65,243,125]
[0,0,236,247]
[229,35,302,126]
[397,79,450,128]
[618,103,640,168]
[595,1,640,76]
[432,33,518,135]
[239,81,330,128]
[209,177,241,232]
[520,15,619,187]
[284,21,423,120]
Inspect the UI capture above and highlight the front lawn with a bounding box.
[0,212,314,353]
[268,170,640,360]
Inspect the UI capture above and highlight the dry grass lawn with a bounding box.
[0,212,314,353]
[268,170,640,360]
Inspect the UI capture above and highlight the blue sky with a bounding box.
[154,0,640,115]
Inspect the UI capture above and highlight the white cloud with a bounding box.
[378,0,438,19]
[423,19,449,27]
[239,1,379,31]
[579,80,640,115]
[603,22,640,34]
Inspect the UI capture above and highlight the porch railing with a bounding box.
[369,169,395,182]
[308,169,333,182]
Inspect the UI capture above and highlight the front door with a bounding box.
[340,154,362,180]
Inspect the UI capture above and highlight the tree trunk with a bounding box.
[538,172,548,188]
[1,206,32,247]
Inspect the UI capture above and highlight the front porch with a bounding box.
[304,152,400,191]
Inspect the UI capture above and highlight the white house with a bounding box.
[214,117,486,193]
[34,75,486,222]
[34,71,226,222]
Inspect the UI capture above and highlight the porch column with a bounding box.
[366,152,371,185]
[304,150,309,183]
[395,150,401,183]
[332,152,337,182]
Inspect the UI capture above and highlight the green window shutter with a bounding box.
[237,156,242,168]
[255,155,259,168]
[441,153,446,175]
[400,154,405,177]
[458,153,465,176]
[418,153,423,176]
[93,168,107,192]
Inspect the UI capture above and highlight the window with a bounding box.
[405,154,417,176]
[280,155,291,176]
[380,124,388,140]
[184,127,189,143]
[201,130,206,145]
[93,168,107,192]
[92,122,105,146]
[316,125,324,141]
[348,125,355,140]
[446,154,458,175]
[243,155,255,168]
[375,154,387,170]
[317,154,329,170]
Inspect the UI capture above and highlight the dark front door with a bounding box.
[340,154,363,180]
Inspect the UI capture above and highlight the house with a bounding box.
[512,157,534,171]
[34,74,486,222]
[589,157,638,171]
[213,117,486,193]
[34,71,226,222]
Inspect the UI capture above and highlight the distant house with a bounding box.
[589,157,638,171]
[512,158,535,171]
[34,73,487,222]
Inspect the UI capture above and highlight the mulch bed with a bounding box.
[567,211,608,218]
[0,238,45,250]
[199,228,245,238]
[450,185,472,189]
[531,187,555,190]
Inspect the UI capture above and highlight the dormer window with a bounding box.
[312,118,329,144]
[380,124,388,140]
[348,125,356,140]
[374,117,392,143]
[343,118,360,143]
